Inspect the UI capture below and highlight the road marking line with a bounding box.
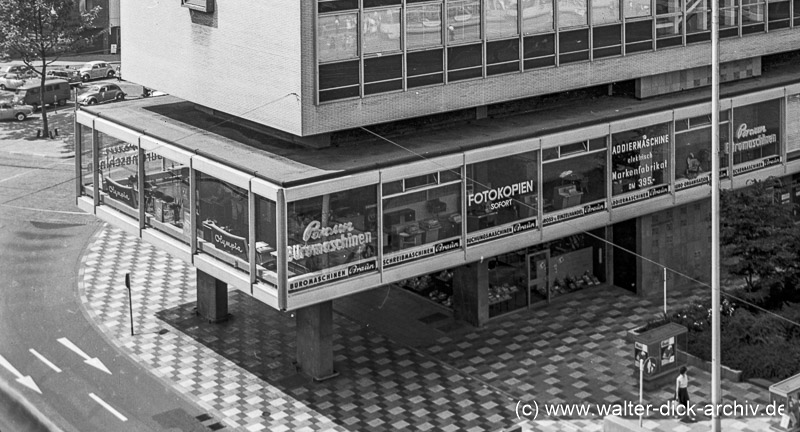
[89,393,127,422]
[29,349,62,373]
[57,337,112,375]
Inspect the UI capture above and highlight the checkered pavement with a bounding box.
[78,226,780,432]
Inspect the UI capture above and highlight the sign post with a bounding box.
[125,273,134,336]
[640,357,654,427]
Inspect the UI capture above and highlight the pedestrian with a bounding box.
[675,366,693,419]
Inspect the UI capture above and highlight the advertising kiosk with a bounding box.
[632,322,687,391]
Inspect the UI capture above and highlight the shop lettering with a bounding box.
[612,161,668,181]
[348,260,376,276]
[289,268,349,291]
[383,246,435,267]
[302,220,354,242]
[95,152,162,170]
[543,201,607,226]
[214,233,244,254]
[675,174,710,190]
[466,226,513,245]
[612,184,669,207]
[434,239,461,254]
[733,155,781,175]
[468,180,534,206]
[102,143,137,155]
[288,231,373,262]
[106,180,132,205]
[611,134,669,155]
[733,123,777,152]
[512,219,537,233]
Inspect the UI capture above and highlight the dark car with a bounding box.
[46,69,81,87]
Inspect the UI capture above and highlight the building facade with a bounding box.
[77,0,800,378]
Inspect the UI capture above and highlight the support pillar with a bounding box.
[196,269,229,322]
[452,261,489,327]
[296,301,336,381]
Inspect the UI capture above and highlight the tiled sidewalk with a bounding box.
[78,226,779,431]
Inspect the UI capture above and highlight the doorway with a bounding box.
[527,250,550,303]
[612,218,638,293]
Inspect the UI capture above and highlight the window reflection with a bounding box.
[521,0,554,33]
[143,156,190,242]
[80,124,93,196]
[363,8,401,54]
[98,132,139,218]
[593,0,620,24]
[196,172,250,273]
[558,0,588,27]
[542,140,607,217]
[446,0,481,42]
[485,0,519,39]
[317,13,359,62]
[255,196,278,285]
[407,3,443,49]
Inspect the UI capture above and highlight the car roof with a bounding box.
[86,61,106,65]
[17,79,68,89]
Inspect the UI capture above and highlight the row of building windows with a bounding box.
[316,0,800,102]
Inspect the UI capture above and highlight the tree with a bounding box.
[0,0,98,137]
[721,177,800,308]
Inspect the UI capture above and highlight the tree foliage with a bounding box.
[0,0,98,135]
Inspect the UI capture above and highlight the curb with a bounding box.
[0,373,75,432]
[6,150,74,159]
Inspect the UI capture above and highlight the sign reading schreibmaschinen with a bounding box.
[383,238,461,268]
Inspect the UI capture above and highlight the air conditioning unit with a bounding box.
[182,0,214,13]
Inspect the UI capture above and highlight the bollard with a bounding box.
[36,129,41,138]
[49,131,55,139]
[54,128,59,137]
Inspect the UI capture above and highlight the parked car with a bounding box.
[0,73,30,91]
[0,101,34,121]
[77,83,126,105]
[1,64,34,75]
[46,68,81,87]
[13,79,71,110]
[78,61,115,82]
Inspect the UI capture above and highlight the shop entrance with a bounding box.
[612,219,638,292]
[527,250,550,303]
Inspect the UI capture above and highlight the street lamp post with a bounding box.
[711,0,722,427]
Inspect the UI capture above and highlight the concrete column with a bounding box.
[196,269,228,322]
[452,261,489,327]
[296,301,336,381]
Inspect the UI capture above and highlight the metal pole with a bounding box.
[125,273,134,336]
[663,266,667,316]
[711,0,722,426]
[639,361,644,428]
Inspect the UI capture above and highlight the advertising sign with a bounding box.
[209,223,248,260]
[611,124,670,208]
[383,238,461,268]
[542,201,606,226]
[731,99,782,175]
[634,341,648,367]
[105,178,136,208]
[466,217,537,246]
[288,259,377,292]
[660,337,675,366]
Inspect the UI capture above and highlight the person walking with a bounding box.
[675,366,693,420]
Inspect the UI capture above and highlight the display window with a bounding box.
[541,138,608,226]
[317,13,359,63]
[731,99,782,175]
[674,111,730,191]
[254,196,278,286]
[143,156,190,242]
[611,122,671,207]
[488,251,528,318]
[787,93,800,161]
[382,169,463,268]
[79,124,93,197]
[466,151,538,246]
[97,131,140,218]
[398,268,454,309]
[195,172,250,273]
[286,185,378,292]
[528,231,605,301]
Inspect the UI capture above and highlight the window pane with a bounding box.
[319,60,359,90]
[521,0,554,33]
[407,49,444,76]
[720,7,738,27]
[593,24,621,47]
[447,0,482,42]
[319,0,358,13]
[363,8,401,54]
[542,150,607,214]
[80,125,93,196]
[319,86,360,102]
[144,157,191,243]
[559,0,587,27]
[625,0,651,17]
[593,0,620,24]
[523,33,555,57]
[487,38,520,64]
[364,0,400,6]
[611,123,670,205]
[318,14,358,62]
[196,172,250,271]
[656,15,682,38]
[407,4,443,49]
[732,99,781,171]
[364,54,402,82]
[687,9,711,33]
[741,4,764,24]
[625,19,653,42]
[486,0,519,39]
[448,43,483,69]
[559,28,589,52]
[98,132,138,217]
[656,0,682,14]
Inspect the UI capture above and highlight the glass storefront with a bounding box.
[731,99,782,175]
[255,196,278,286]
[382,169,462,266]
[195,172,250,273]
[143,156,190,242]
[79,123,93,197]
[674,111,730,190]
[488,251,528,317]
[611,122,671,207]
[541,138,608,226]
[286,185,379,291]
[787,93,800,161]
[466,151,538,245]
[98,131,139,218]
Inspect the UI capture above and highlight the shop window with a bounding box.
[318,0,358,13]
[767,0,791,29]
[593,24,622,59]
[79,124,93,197]
[488,252,528,318]
[611,123,671,207]
[446,0,481,43]
[786,94,800,161]
[317,13,359,63]
[542,141,607,224]
[486,39,520,76]
[195,172,250,273]
[382,169,462,259]
[558,0,588,27]
[521,0,554,34]
[466,151,538,244]
[286,185,378,279]
[363,8,402,55]
[674,112,731,191]
[523,33,555,69]
[447,43,483,81]
[143,156,190,243]
[255,196,278,286]
[559,28,589,64]
[625,19,653,53]
[546,233,604,299]
[97,132,139,218]
[593,0,620,24]
[364,54,403,95]
[406,3,443,49]
[398,269,455,309]
[732,99,782,175]
[485,0,519,39]
[318,60,360,103]
[741,0,766,33]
